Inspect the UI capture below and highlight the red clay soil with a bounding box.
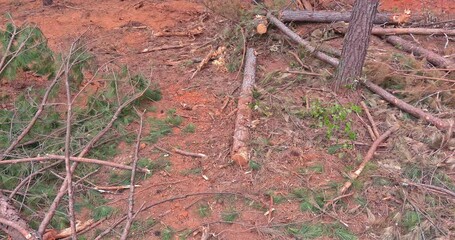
[0,0,453,239]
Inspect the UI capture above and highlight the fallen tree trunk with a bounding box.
[231,48,256,166]
[267,12,339,67]
[267,13,453,133]
[280,10,412,24]
[385,35,455,69]
[372,27,455,36]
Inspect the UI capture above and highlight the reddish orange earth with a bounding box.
[0,0,453,240]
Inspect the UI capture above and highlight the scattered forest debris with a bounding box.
[153,26,204,37]
[231,48,256,166]
[140,43,190,54]
[360,101,380,139]
[267,12,454,134]
[0,155,151,173]
[189,46,226,80]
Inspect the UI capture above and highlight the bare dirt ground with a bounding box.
[1,0,454,239]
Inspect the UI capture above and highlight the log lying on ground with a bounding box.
[280,10,412,24]
[231,48,256,166]
[385,35,455,69]
[267,13,453,133]
[372,27,455,36]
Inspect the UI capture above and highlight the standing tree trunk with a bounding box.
[334,0,379,91]
[43,0,53,6]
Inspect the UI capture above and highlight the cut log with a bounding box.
[280,10,412,24]
[372,27,455,36]
[385,35,455,69]
[253,15,268,35]
[231,48,256,166]
[267,13,453,133]
[267,12,339,67]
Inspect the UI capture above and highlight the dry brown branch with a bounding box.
[403,180,455,199]
[289,51,311,70]
[339,126,399,194]
[63,42,77,240]
[139,43,190,54]
[280,10,413,24]
[286,70,324,76]
[174,148,208,158]
[360,101,380,139]
[93,185,141,192]
[38,86,149,236]
[153,26,204,37]
[93,216,127,240]
[267,13,340,67]
[231,48,256,166]
[120,110,145,240]
[0,155,150,173]
[153,145,173,155]
[385,35,455,68]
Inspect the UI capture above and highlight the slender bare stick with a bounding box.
[339,126,399,194]
[38,85,149,236]
[174,148,208,158]
[360,101,380,138]
[0,155,150,173]
[120,110,145,240]
[62,42,78,240]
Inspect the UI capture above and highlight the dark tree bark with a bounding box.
[43,0,53,6]
[334,0,379,91]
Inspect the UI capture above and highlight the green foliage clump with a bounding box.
[0,19,54,80]
[309,100,360,140]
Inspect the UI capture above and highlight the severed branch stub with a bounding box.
[231,48,256,166]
